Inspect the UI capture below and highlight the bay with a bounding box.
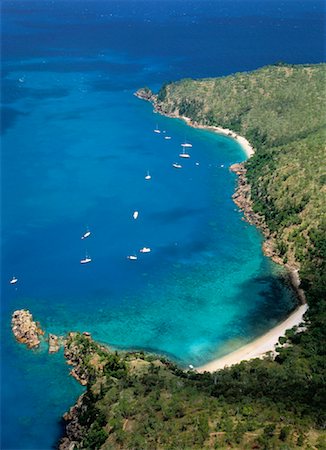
[1,1,324,448]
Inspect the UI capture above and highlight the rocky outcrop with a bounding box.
[11,310,64,352]
[59,394,86,450]
[48,334,61,353]
[11,310,45,349]
[64,332,92,385]
[134,87,157,103]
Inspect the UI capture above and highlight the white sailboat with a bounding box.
[133,211,139,220]
[153,124,161,134]
[179,148,190,158]
[127,255,138,260]
[10,276,18,285]
[172,163,182,169]
[181,141,192,148]
[145,170,151,180]
[81,227,91,240]
[140,247,151,253]
[80,252,92,264]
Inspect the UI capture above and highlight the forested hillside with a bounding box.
[60,333,326,449]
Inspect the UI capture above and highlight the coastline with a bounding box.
[181,116,255,159]
[135,89,308,371]
[196,304,308,372]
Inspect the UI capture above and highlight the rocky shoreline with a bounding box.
[229,163,306,305]
[59,394,86,450]
[64,332,93,386]
[229,162,281,263]
[10,313,96,449]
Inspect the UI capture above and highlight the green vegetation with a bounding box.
[61,65,326,449]
[61,333,325,449]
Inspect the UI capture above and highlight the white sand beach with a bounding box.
[204,125,255,158]
[197,304,308,372]
[181,116,255,158]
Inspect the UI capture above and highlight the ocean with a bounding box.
[1,1,325,448]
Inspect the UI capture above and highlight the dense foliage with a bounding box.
[61,65,326,449]
[61,333,326,449]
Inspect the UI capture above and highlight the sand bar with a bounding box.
[197,304,308,372]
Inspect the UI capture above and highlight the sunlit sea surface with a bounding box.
[1,1,325,448]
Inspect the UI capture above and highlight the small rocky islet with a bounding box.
[11,309,61,352]
[11,309,45,349]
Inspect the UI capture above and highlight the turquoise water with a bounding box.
[2,1,325,448]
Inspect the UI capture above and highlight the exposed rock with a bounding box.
[263,239,284,265]
[230,163,269,234]
[59,394,86,450]
[287,268,306,305]
[11,310,45,349]
[48,333,61,353]
[58,438,78,450]
[134,87,157,102]
[229,163,247,175]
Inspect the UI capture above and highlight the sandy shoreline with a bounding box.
[197,304,308,372]
[182,116,255,158]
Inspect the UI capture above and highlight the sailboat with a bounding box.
[133,211,139,220]
[179,148,191,158]
[153,124,161,134]
[145,170,151,180]
[127,255,138,260]
[81,227,91,240]
[172,162,182,169]
[140,247,151,253]
[181,140,192,148]
[80,252,92,264]
[10,276,18,285]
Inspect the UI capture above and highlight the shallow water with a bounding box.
[1,1,325,448]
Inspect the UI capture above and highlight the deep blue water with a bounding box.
[1,1,325,448]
